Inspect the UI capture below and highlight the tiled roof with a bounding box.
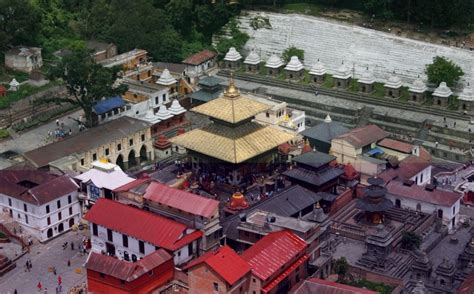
[113,177,154,193]
[377,138,413,153]
[84,199,202,251]
[301,121,349,144]
[291,278,377,294]
[154,62,186,74]
[23,117,150,168]
[263,254,308,292]
[182,50,217,65]
[457,271,474,294]
[170,122,294,164]
[283,167,344,186]
[333,124,388,148]
[0,171,78,205]
[191,93,271,124]
[379,155,431,182]
[184,246,250,285]
[86,250,172,282]
[293,151,336,170]
[241,231,307,281]
[386,180,462,207]
[143,182,219,218]
[188,89,222,102]
[198,76,224,88]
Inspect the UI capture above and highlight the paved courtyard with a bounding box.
[0,230,89,294]
[0,110,83,170]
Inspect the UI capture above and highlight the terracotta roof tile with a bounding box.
[333,124,388,148]
[377,138,413,153]
[84,199,202,251]
[86,250,172,282]
[241,231,307,281]
[386,180,462,207]
[184,246,250,285]
[182,50,217,65]
[379,155,431,182]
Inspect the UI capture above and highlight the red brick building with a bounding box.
[242,231,309,294]
[184,245,251,294]
[86,249,174,294]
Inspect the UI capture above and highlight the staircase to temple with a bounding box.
[417,119,434,141]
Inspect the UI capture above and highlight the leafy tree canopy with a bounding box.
[401,232,422,250]
[334,257,349,281]
[425,56,464,87]
[46,49,127,128]
[282,46,304,63]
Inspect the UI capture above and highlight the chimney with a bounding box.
[403,179,415,187]
[425,184,436,191]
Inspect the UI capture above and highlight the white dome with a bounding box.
[458,83,474,102]
[385,74,402,89]
[333,62,351,79]
[265,54,284,69]
[9,78,19,87]
[168,99,186,115]
[156,105,173,120]
[324,114,332,123]
[224,47,242,62]
[409,77,427,93]
[309,60,326,76]
[433,82,453,98]
[284,56,304,72]
[358,68,375,84]
[156,69,177,86]
[244,51,261,65]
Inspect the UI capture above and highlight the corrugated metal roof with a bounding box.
[293,151,336,170]
[143,182,219,218]
[86,250,172,282]
[386,180,462,207]
[84,199,202,251]
[241,231,307,281]
[333,124,388,148]
[93,96,125,115]
[301,121,349,144]
[184,245,250,285]
[377,138,413,154]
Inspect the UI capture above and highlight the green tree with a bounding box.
[334,257,349,281]
[46,49,127,128]
[0,0,41,50]
[425,56,464,87]
[282,46,304,63]
[401,232,422,250]
[215,19,249,57]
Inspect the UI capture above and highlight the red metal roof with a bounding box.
[291,278,377,294]
[113,177,153,193]
[241,231,307,281]
[182,50,217,65]
[84,199,202,251]
[386,180,462,207]
[184,245,251,285]
[377,138,413,153]
[0,171,78,205]
[262,254,308,293]
[334,124,388,148]
[143,182,219,218]
[86,250,172,282]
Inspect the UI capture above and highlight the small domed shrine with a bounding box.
[408,76,427,104]
[223,47,242,70]
[333,62,352,89]
[244,50,261,73]
[154,135,172,159]
[432,82,453,108]
[384,73,402,98]
[284,56,304,81]
[309,59,326,84]
[265,54,284,77]
[227,192,249,211]
[458,83,474,113]
[358,67,375,93]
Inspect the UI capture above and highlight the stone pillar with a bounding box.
[123,161,129,170]
[135,156,141,165]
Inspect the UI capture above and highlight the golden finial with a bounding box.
[224,73,240,98]
[99,158,109,163]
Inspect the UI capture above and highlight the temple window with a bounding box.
[129,139,133,146]
[105,148,110,156]
[93,153,97,161]
[117,143,122,151]
[155,97,159,105]
[141,134,145,142]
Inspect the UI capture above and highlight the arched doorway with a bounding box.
[58,223,64,233]
[69,218,75,228]
[128,150,137,167]
[437,209,443,218]
[47,228,53,238]
[116,154,124,170]
[140,145,147,162]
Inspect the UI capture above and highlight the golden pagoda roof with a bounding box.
[191,79,271,124]
[170,122,294,164]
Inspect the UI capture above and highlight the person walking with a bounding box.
[71,242,74,251]
[56,119,59,126]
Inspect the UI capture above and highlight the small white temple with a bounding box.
[223,47,242,70]
[358,67,376,93]
[432,82,453,107]
[265,53,284,77]
[284,56,305,81]
[244,50,261,73]
[384,73,402,98]
[333,62,352,89]
[309,60,327,84]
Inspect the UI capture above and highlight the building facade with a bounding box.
[5,47,43,73]
[0,171,80,242]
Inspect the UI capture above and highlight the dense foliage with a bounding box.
[401,231,422,250]
[333,257,349,281]
[46,49,127,128]
[282,46,304,63]
[1,0,239,62]
[425,56,464,87]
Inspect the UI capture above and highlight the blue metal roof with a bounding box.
[366,147,384,156]
[93,96,125,115]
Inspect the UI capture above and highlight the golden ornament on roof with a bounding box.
[224,75,240,98]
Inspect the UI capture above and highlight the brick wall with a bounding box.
[329,188,354,215]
